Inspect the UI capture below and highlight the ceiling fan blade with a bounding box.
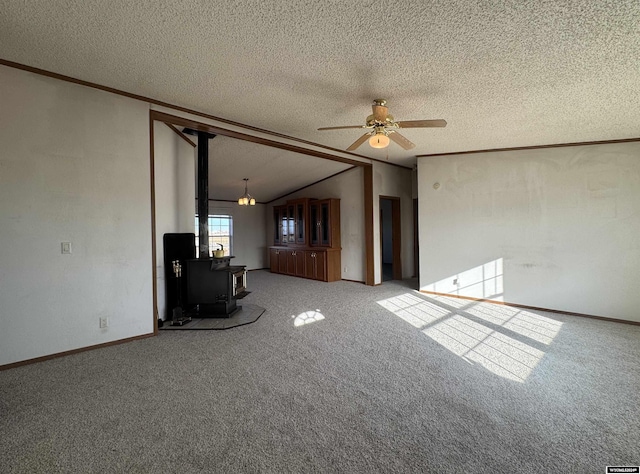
[346,133,371,151]
[389,132,415,150]
[317,125,363,131]
[372,105,388,122]
[396,119,447,128]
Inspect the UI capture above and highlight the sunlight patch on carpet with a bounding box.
[377,293,450,328]
[464,303,563,345]
[424,293,563,345]
[377,292,562,383]
[293,310,325,327]
[423,315,545,383]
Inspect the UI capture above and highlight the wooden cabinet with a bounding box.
[286,249,306,277]
[309,203,319,246]
[305,250,326,281]
[273,208,280,245]
[271,248,307,278]
[269,197,340,282]
[274,199,310,246]
[269,247,340,282]
[278,249,288,274]
[293,199,308,245]
[269,248,280,273]
[273,206,291,246]
[310,199,340,247]
[285,204,295,244]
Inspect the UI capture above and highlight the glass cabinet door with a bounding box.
[296,203,305,244]
[320,202,330,246]
[281,207,288,243]
[310,203,319,245]
[287,205,295,243]
[273,207,281,244]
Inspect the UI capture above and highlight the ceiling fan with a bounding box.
[318,99,447,151]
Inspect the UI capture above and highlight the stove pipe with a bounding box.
[185,128,216,259]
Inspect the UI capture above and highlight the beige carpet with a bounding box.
[1,270,638,473]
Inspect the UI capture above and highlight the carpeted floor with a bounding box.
[1,270,639,473]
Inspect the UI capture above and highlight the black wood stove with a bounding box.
[185,257,246,317]
[163,233,247,319]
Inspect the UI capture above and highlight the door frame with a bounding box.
[413,197,419,278]
[379,195,402,281]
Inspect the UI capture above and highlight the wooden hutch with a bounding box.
[269,198,341,282]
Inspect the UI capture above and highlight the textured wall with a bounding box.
[0,66,153,366]
[417,142,640,322]
[153,122,196,322]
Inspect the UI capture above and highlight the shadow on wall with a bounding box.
[377,288,562,383]
[422,258,504,301]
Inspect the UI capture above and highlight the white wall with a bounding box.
[154,123,196,321]
[177,135,197,233]
[205,200,267,270]
[417,142,640,322]
[267,167,366,282]
[372,162,414,283]
[0,66,154,366]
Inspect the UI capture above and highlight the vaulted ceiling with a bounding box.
[201,134,354,203]
[2,1,639,198]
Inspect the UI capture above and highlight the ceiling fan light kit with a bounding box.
[238,178,256,206]
[369,130,390,149]
[318,99,447,152]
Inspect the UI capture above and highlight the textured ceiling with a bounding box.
[1,0,639,174]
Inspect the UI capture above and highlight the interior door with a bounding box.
[413,198,419,278]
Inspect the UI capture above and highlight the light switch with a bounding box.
[61,242,72,254]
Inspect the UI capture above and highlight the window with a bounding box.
[195,214,233,257]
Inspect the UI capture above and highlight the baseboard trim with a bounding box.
[341,278,365,284]
[248,268,270,272]
[0,332,155,371]
[419,291,640,326]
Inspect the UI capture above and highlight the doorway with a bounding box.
[380,196,402,281]
[413,197,419,279]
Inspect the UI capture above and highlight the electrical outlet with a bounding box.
[61,242,72,254]
[343,267,348,273]
[99,317,109,329]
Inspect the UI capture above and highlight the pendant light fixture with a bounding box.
[238,178,256,206]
